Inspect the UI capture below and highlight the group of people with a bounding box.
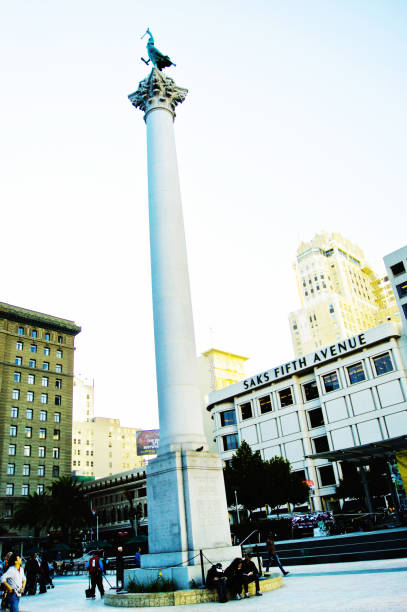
[24,553,54,595]
[86,545,125,600]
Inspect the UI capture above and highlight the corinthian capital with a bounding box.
[128,68,188,119]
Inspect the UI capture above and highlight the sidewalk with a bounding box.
[19,557,407,612]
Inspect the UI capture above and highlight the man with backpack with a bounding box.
[86,551,104,600]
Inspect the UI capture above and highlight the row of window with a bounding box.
[14,354,63,372]
[322,353,393,394]
[6,483,46,496]
[8,445,60,458]
[7,463,59,477]
[9,426,60,440]
[72,460,94,467]
[11,390,62,404]
[17,327,64,344]
[13,372,62,388]
[16,342,63,358]
[11,407,60,421]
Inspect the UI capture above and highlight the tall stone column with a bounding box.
[128,69,239,587]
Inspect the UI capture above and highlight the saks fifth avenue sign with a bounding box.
[243,333,367,391]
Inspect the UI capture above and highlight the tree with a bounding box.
[47,476,93,543]
[223,441,267,518]
[11,492,48,537]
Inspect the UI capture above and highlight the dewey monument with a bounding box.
[128,32,240,587]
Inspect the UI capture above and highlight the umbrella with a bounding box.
[125,535,148,544]
[47,543,73,552]
[85,539,110,549]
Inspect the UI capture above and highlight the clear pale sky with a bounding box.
[1,1,406,428]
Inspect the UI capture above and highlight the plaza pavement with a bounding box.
[18,557,407,612]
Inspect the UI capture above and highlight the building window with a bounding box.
[52,447,60,459]
[38,446,46,458]
[240,402,253,420]
[55,395,62,406]
[220,409,237,427]
[11,407,18,418]
[12,389,20,400]
[37,484,45,495]
[53,429,60,441]
[43,362,49,371]
[303,380,319,401]
[373,353,394,376]
[26,408,33,420]
[16,341,23,350]
[40,410,48,422]
[54,412,61,423]
[45,332,50,341]
[222,434,239,451]
[8,445,16,456]
[56,349,63,359]
[41,393,48,404]
[25,427,32,438]
[32,330,37,338]
[14,372,21,383]
[55,379,62,389]
[58,336,63,344]
[7,464,15,475]
[21,485,29,496]
[44,347,50,356]
[39,428,46,439]
[28,374,35,385]
[318,464,336,487]
[27,391,34,402]
[22,464,30,476]
[279,387,294,407]
[18,327,24,335]
[390,261,405,276]
[52,465,59,478]
[308,407,325,429]
[347,362,366,384]
[42,377,49,387]
[313,435,330,453]
[15,356,22,365]
[55,364,62,373]
[29,359,36,368]
[30,344,37,353]
[259,395,272,414]
[323,372,340,393]
[38,465,45,476]
[24,445,31,457]
[396,281,407,299]
[9,425,17,437]
[6,484,14,496]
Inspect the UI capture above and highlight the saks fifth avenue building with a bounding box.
[207,322,407,511]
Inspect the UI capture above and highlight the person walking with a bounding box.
[241,553,263,597]
[86,551,104,600]
[264,533,289,576]
[224,558,244,600]
[40,556,54,591]
[206,563,227,603]
[24,556,39,596]
[115,547,124,591]
[1,554,26,612]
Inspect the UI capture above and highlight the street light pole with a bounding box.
[234,490,241,524]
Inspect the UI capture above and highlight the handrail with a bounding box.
[239,530,259,546]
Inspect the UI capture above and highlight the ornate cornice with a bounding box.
[128,68,188,120]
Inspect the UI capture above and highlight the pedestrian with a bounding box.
[115,546,124,590]
[134,547,141,569]
[1,553,14,608]
[224,558,244,600]
[206,563,227,603]
[86,550,104,600]
[264,532,289,576]
[1,554,26,612]
[241,553,263,597]
[24,556,39,596]
[40,556,54,590]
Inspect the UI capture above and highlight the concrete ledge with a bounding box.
[104,574,283,607]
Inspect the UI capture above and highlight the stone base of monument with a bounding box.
[104,573,283,607]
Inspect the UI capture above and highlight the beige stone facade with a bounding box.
[0,301,80,522]
[289,232,400,356]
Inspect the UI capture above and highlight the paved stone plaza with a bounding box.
[16,557,407,612]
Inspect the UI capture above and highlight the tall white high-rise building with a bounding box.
[289,232,399,356]
[73,374,94,422]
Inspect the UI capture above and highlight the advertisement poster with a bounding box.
[136,429,160,455]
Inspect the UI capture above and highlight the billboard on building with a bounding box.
[136,429,160,455]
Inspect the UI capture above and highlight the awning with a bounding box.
[306,435,407,463]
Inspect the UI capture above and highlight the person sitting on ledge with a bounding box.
[224,558,244,600]
[206,563,227,603]
[241,553,263,597]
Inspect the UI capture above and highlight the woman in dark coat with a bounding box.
[224,558,244,600]
[39,556,53,593]
[24,556,39,595]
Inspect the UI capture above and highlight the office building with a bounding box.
[73,374,95,422]
[289,232,399,356]
[0,302,81,521]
